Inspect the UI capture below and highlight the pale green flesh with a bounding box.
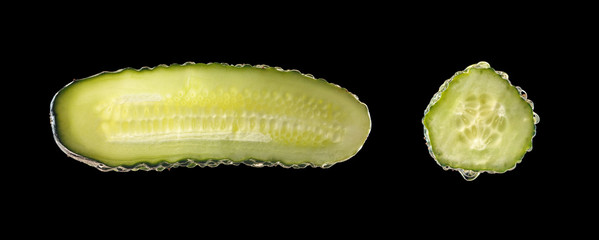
[424,68,535,173]
[51,63,371,169]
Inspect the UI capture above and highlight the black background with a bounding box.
[13,3,595,235]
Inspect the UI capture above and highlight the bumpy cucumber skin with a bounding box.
[422,61,539,180]
[50,62,371,172]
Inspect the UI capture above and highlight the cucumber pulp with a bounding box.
[423,61,539,180]
[50,63,371,171]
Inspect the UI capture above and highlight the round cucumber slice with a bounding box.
[423,61,539,180]
[50,62,371,171]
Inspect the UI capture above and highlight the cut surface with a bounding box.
[423,62,537,177]
[51,63,371,170]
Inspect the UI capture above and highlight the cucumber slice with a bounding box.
[50,62,371,171]
[423,62,539,180]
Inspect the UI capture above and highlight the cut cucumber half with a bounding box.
[50,62,371,171]
[423,61,539,180]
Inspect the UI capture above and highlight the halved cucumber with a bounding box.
[423,61,539,180]
[50,62,371,171]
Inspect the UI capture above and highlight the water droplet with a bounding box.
[459,169,480,181]
[469,61,490,69]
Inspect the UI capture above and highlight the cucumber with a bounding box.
[50,62,371,171]
[423,61,539,180]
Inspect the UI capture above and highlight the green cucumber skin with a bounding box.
[50,62,371,172]
[423,61,538,180]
